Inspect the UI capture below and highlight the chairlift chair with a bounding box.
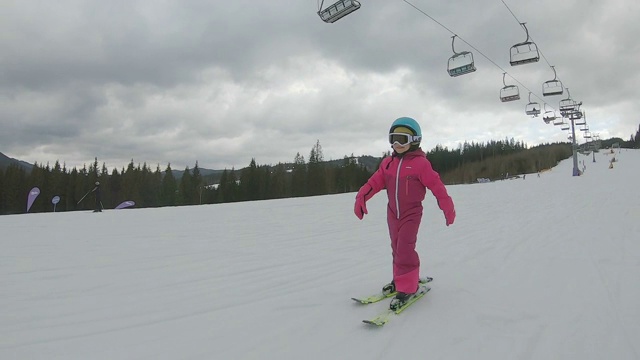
[558,88,579,116]
[553,117,564,126]
[510,23,540,66]
[499,73,520,102]
[542,103,556,124]
[574,111,586,125]
[524,92,540,117]
[568,110,583,121]
[559,99,578,116]
[317,0,361,23]
[542,66,564,96]
[560,120,570,131]
[448,35,476,77]
[584,132,592,139]
[542,112,555,124]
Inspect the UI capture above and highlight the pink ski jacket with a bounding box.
[359,149,454,219]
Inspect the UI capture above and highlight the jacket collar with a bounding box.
[393,148,425,159]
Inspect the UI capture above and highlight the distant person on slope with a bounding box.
[353,117,456,311]
[93,182,102,212]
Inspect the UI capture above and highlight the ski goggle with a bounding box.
[389,133,421,146]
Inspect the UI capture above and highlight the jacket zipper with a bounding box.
[394,157,403,219]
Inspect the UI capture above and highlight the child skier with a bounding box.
[354,117,456,310]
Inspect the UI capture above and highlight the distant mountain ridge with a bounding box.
[0,151,380,183]
[176,155,381,184]
[0,152,33,171]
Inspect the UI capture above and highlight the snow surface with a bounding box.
[2,150,639,360]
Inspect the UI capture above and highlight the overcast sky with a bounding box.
[2,0,638,171]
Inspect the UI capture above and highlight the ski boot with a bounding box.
[389,285,428,311]
[381,281,395,296]
[389,291,412,311]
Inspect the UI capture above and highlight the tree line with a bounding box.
[630,124,640,149]
[0,134,637,215]
[0,141,371,215]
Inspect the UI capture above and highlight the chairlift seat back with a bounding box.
[500,85,520,102]
[543,111,556,123]
[318,0,361,23]
[510,42,540,66]
[542,80,563,96]
[559,99,577,115]
[525,102,541,116]
[448,52,476,77]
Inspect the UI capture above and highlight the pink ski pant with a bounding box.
[387,209,422,294]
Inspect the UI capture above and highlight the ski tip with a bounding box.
[362,320,385,327]
[420,276,434,283]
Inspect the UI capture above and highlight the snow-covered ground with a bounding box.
[2,149,639,360]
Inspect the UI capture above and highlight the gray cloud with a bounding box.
[1,0,638,171]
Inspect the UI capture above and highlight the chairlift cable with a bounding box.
[499,1,551,65]
[405,0,591,137]
[402,0,550,108]
[498,0,567,91]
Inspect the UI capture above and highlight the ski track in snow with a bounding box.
[1,150,639,360]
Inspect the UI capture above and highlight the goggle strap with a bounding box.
[389,133,421,145]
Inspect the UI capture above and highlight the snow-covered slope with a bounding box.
[2,149,639,360]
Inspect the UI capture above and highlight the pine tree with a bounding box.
[110,168,122,206]
[227,168,239,202]
[269,163,289,199]
[291,152,307,197]
[307,140,325,196]
[160,164,177,206]
[217,169,229,203]
[7,164,29,213]
[239,158,260,201]
[0,167,4,213]
[179,166,193,205]
[191,162,203,204]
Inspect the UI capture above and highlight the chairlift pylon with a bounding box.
[542,66,564,96]
[499,73,520,102]
[525,92,540,117]
[510,23,540,66]
[559,88,581,116]
[317,0,361,23]
[447,35,476,77]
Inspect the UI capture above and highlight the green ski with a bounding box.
[362,286,430,327]
[351,277,432,304]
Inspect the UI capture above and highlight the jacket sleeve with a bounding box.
[418,158,454,212]
[356,158,389,201]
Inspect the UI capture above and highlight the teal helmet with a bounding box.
[389,117,422,144]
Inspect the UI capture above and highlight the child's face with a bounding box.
[392,142,411,154]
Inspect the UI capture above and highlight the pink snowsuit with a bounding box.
[356,149,455,293]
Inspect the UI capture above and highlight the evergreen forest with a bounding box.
[1,129,639,216]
